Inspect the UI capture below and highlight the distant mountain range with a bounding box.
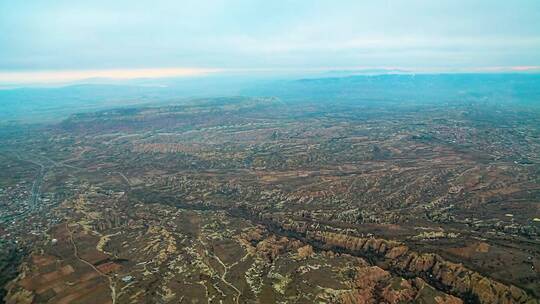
[1,73,539,124]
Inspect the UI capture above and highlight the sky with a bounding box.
[1,0,540,84]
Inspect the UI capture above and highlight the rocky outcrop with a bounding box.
[309,230,536,304]
[256,215,538,304]
[338,266,463,304]
[296,245,314,259]
[239,228,303,262]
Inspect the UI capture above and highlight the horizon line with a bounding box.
[0,66,539,87]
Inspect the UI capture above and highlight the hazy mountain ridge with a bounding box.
[1,73,539,124]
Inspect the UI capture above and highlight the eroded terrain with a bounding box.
[1,96,539,303]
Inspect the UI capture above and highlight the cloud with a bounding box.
[1,1,539,72]
[471,65,540,72]
[0,68,221,85]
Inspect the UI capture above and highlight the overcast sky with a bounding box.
[1,0,540,82]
